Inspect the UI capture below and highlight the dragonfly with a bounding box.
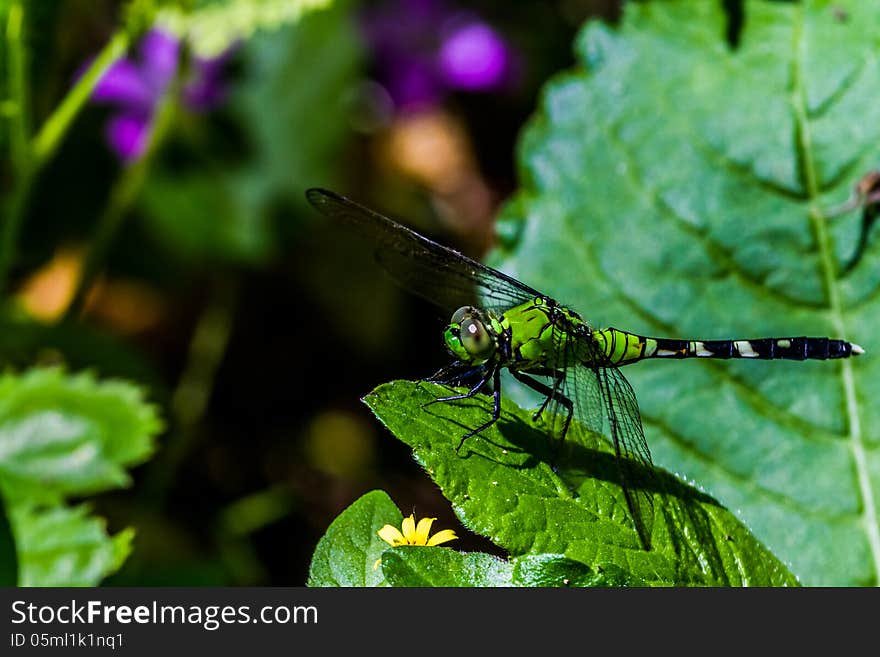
[306,187,865,549]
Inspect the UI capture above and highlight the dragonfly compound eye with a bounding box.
[450,306,475,325]
[460,318,495,360]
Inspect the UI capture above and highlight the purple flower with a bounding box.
[437,21,509,90]
[362,0,513,112]
[183,49,235,112]
[90,28,230,162]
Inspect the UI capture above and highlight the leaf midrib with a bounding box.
[792,4,880,583]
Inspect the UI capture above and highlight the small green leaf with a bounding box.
[0,368,161,585]
[381,547,512,587]
[364,381,798,587]
[0,491,18,586]
[0,368,161,505]
[308,489,402,587]
[12,504,133,587]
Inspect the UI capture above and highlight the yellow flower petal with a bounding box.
[400,514,416,543]
[426,529,458,546]
[373,557,382,571]
[377,524,405,546]
[378,513,457,549]
[414,517,436,545]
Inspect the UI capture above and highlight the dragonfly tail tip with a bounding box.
[851,342,865,356]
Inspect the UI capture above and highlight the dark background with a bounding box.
[4,0,632,585]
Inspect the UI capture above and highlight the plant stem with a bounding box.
[31,31,129,168]
[61,91,175,322]
[6,1,29,170]
[171,278,240,434]
[60,157,149,320]
[0,24,130,295]
[0,1,31,296]
[144,277,241,504]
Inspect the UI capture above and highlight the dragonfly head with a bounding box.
[444,306,498,364]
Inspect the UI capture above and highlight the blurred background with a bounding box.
[1,0,623,585]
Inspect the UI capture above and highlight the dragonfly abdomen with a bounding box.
[593,328,864,366]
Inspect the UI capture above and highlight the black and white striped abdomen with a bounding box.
[649,336,864,360]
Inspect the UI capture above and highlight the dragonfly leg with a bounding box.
[535,371,565,422]
[456,367,502,452]
[511,369,570,426]
[425,361,474,384]
[423,364,493,408]
[510,370,574,465]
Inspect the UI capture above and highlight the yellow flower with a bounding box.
[377,514,458,547]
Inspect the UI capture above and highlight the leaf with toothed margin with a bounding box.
[0,368,161,585]
[0,368,160,506]
[364,381,798,586]
[491,0,880,585]
[12,504,133,587]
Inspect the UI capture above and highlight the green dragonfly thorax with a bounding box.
[503,296,589,370]
[444,296,595,371]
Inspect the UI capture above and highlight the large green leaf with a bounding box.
[365,381,798,586]
[491,0,879,585]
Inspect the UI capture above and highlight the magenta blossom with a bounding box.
[90,28,231,162]
[437,20,509,91]
[362,0,514,112]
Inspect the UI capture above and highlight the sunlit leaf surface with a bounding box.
[492,0,879,585]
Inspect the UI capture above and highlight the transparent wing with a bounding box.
[593,361,656,549]
[548,323,656,549]
[306,188,540,312]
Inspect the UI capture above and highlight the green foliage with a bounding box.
[381,548,512,587]
[511,554,639,587]
[382,545,643,587]
[157,0,334,57]
[0,312,165,389]
[140,171,271,265]
[491,0,879,585]
[307,489,631,587]
[381,549,639,587]
[362,381,797,587]
[0,369,159,504]
[0,368,161,585]
[228,0,360,217]
[12,505,133,586]
[140,1,361,265]
[0,493,17,586]
[307,489,401,587]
